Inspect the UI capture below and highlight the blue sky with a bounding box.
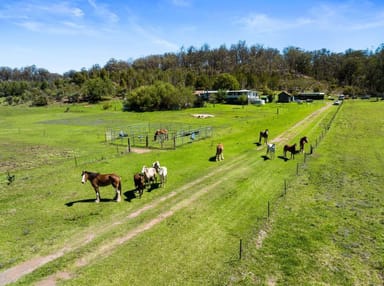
[1,0,384,74]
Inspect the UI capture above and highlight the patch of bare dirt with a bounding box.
[192,113,214,118]
[130,147,152,154]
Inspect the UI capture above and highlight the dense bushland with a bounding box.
[1,42,384,109]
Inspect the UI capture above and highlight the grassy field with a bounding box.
[0,100,382,285]
[230,100,384,285]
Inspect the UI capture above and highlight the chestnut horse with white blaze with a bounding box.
[216,143,224,161]
[81,171,122,203]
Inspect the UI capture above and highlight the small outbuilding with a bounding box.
[277,91,294,103]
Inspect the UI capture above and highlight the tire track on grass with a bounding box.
[0,154,249,286]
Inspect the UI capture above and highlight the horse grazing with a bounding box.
[152,161,168,187]
[133,173,146,198]
[259,129,269,144]
[81,171,122,203]
[141,166,157,185]
[266,143,276,159]
[283,143,297,159]
[216,143,224,161]
[299,136,308,153]
[154,129,168,141]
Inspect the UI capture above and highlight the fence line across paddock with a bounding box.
[237,101,343,260]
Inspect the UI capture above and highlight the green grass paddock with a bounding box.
[1,100,381,285]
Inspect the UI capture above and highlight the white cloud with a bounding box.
[237,13,313,33]
[87,0,119,23]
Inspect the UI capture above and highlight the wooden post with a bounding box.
[268,201,270,218]
[74,156,78,167]
[173,136,176,150]
[284,179,287,195]
[128,138,131,153]
[146,136,149,148]
[239,239,243,260]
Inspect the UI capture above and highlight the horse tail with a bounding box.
[118,179,122,191]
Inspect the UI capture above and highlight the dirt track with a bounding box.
[0,103,332,286]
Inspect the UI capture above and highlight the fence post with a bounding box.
[267,201,270,218]
[173,136,176,150]
[146,136,149,148]
[239,239,243,260]
[128,138,131,152]
[284,179,287,195]
[296,163,299,175]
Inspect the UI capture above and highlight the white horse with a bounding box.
[141,166,157,185]
[152,161,167,187]
[266,143,276,159]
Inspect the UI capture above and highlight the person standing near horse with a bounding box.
[259,129,269,144]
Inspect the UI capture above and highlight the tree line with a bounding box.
[1,41,384,109]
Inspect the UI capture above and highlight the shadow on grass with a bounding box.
[65,198,117,207]
[209,156,217,162]
[261,155,270,161]
[278,155,290,162]
[146,182,160,192]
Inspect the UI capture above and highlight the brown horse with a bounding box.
[216,143,224,161]
[81,171,122,203]
[259,129,269,144]
[299,136,308,153]
[283,143,297,159]
[154,129,168,141]
[133,173,145,198]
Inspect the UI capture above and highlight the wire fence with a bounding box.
[105,124,213,150]
[237,102,343,260]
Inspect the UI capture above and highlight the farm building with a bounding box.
[277,91,294,103]
[197,89,260,105]
[297,92,325,100]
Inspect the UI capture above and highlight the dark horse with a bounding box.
[216,143,224,161]
[259,129,269,144]
[299,136,308,153]
[81,171,122,203]
[154,129,168,141]
[283,143,297,159]
[133,173,146,198]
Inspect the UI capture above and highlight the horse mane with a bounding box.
[84,171,100,178]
